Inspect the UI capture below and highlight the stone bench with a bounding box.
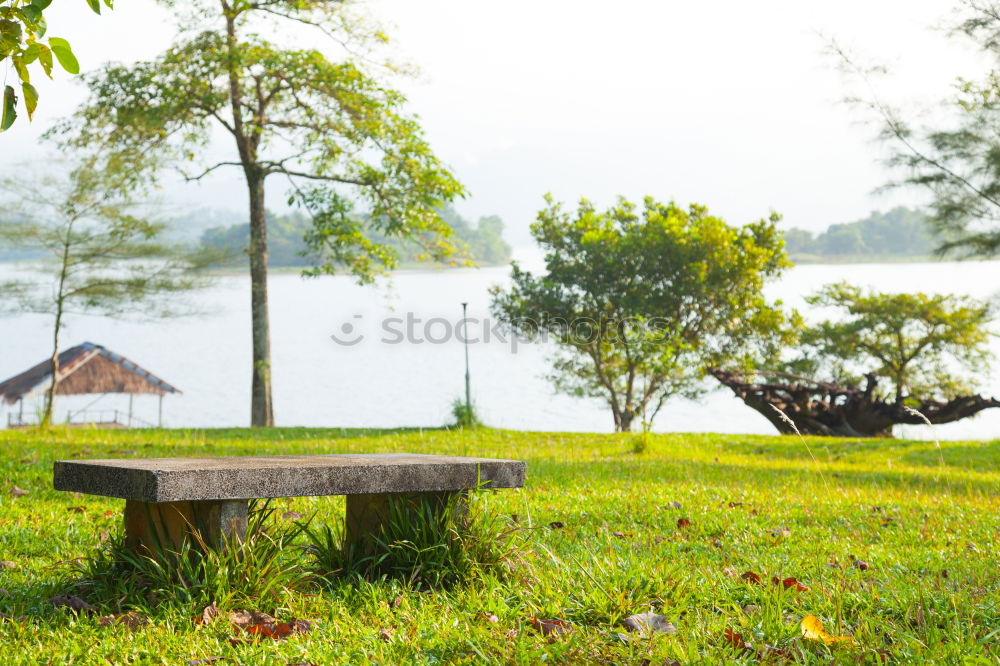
[53,453,525,555]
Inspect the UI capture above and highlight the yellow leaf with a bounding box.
[801,615,853,646]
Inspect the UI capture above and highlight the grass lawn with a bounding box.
[0,427,997,664]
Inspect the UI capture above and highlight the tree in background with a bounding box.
[0,0,104,130]
[783,207,937,259]
[801,284,994,401]
[713,283,998,436]
[198,206,511,268]
[52,0,465,426]
[836,1,1000,257]
[491,195,795,432]
[0,168,206,426]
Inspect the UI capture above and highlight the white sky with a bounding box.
[1,0,988,242]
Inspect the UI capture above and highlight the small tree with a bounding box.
[713,283,998,436]
[0,168,206,426]
[490,195,795,432]
[51,0,465,426]
[801,283,994,401]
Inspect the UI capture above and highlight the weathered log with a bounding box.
[709,368,1000,437]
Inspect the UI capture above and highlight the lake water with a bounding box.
[1,251,998,440]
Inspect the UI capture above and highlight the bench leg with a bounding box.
[345,491,468,551]
[124,499,248,555]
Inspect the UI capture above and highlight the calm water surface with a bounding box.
[1,251,998,440]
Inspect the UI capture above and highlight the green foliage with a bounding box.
[0,0,102,130]
[51,9,466,283]
[198,206,511,269]
[71,500,311,608]
[491,195,797,431]
[790,282,995,401]
[784,207,938,260]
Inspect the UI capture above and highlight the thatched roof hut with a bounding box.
[0,342,180,427]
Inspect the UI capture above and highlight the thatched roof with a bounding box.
[0,342,180,405]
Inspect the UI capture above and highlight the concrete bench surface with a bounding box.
[54,453,525,503]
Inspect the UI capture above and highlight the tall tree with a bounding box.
[51,0,465,426]
[0,167,205,426]
[491,195,795,432]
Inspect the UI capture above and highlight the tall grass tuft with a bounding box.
[304,489,524,589]
[450,397,482,428]
[66,500,311,611]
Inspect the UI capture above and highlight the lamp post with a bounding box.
[461,302,471,417]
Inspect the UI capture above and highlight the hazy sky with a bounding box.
[2,0,987,242]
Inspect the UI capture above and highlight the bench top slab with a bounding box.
[53,453,525,503]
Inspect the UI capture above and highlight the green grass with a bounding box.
[0,426,997,664]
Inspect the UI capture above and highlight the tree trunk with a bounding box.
[710,368,1000,437]
[618,407,635,433]
[247,173,274,427]
[42,317,61,427]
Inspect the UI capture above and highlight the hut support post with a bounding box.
[158,395,163,427]
[128,395,134,428]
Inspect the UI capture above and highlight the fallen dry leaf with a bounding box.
[0,561,16,570]
[193,603,219,625]
[854,559,870,571]
[378,627,394,641]
[611,531,628,538]
[728,501,745,508]
[621,612,676,635]
[676,518,692,529]
[229,609,311,642]
[67,506,86,513]
[773,576,809,592]
[801,615,853,646]
[392,594,405,609]
[229,610,276,627]
[741,571,762,585]
[768,527,791,538]
[548,521,565,529]
[664,501,682,509]
[724,628,752,652]
[530,617,573,637]
[722,566,739,579]
[281,511,304,521]
[8,486,28,498]
[48,595,93,614]
[98,611,148,630]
